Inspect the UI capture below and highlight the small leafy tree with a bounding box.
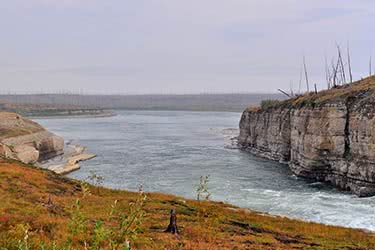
[86,171,105,195]
[86,171,105,187]
[67,199,87,245]
[91,220,107,250]
[196,175,211,201]
[191,175,218,249]
[108,185,146,249]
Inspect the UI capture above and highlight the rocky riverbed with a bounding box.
[43,143,96,174]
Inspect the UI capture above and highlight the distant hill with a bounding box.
[0,93,285,112]
[0,102,112,117]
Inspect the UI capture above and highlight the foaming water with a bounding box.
[35,110,375,230]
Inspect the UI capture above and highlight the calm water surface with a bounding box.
[36,111,375,230]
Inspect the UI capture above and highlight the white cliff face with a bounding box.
[239,107,291,162]
[239,77,375,197]
[0,112,64,164]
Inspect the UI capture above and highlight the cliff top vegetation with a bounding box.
[250,75,375,112]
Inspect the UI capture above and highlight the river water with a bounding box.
[35,110,375,230]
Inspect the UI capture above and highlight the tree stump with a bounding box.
[165,209,179,234]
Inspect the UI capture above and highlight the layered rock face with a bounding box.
[0,112,64,164]
[239,76,375,197]
[239,108,291,162]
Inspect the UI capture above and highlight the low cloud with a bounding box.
[0,1,374,94]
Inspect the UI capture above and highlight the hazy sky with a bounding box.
[1,0,374,94]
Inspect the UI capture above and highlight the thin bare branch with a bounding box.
[325,55,331,89]
[370,56,373,76]
[332,57,340,87]
[290,81,294,97]
[347,42,353,83]
[336,45,346,84]
[298,66,303,94]
[277,88,291,98]
[303,56,310,92]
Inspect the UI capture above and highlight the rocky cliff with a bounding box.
[0,112,64,164]
[239,76,375,197]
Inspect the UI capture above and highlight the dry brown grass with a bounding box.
[248,76,375,112]
[0,158,374,249]
[290,75,375,106]
[0,112,44,140]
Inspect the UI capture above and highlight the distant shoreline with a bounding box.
[29,109,116,119]
[0,93,286,113]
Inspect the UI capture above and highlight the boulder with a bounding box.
[12,145,40,164]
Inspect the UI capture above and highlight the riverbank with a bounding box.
[0,111,97,176]
[42,144,96,174]
[28,109,115,119]
[1,158,374,250]
[0,112,64,165]
[0,102,115,118]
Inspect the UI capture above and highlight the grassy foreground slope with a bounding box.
[0,158,374,250]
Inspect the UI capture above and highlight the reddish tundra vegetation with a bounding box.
[0,158,374,250]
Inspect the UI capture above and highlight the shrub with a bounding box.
[260,99,281,109]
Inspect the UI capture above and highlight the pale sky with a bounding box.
[0,0,374,94]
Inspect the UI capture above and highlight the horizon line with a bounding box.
[0,91,283,96]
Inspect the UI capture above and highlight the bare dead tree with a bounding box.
[347,42,353,83]
[298,66,303,94]
[290,81,294,97]
[370,56,373,76]
[295,43,357,94]
[332,58,339,87]
[325,55,331,89]
[278,88,291,98]
[303,56,310,92]
[336,45,346,84]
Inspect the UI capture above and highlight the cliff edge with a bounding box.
[0,112,64,164]
[239,76,375,197]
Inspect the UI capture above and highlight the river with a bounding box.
[35,110,375,230]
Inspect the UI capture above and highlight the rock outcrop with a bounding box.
[45,144,96,175]
[0,112,64,164]
[49,153,96,175]
[239,76,375,197]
